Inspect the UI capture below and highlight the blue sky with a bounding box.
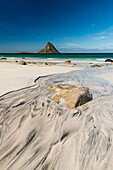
[0,0,113,53]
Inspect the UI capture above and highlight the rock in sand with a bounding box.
[48,84,93,109]
[64,60,71,64]
[105,59,113,62]
[0,57,7,60]
[18,60,27,65]
[90,64,103,67]
[12,60,18,63]
[26,61,36,64]
[43,62,48,65]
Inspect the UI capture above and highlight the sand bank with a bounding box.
[0,62,83,96]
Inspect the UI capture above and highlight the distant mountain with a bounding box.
[38,42,60,53]
[18,52,34,54]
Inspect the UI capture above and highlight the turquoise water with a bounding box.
[0,53,113,60]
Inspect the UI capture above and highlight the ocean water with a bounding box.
[0,53,113,59]
[0,53,113,66]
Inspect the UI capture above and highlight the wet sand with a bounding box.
[0,62,113,170]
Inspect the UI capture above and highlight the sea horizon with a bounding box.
[0,52,113,60]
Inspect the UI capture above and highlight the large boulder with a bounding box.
[48,84,92,109]
[18,60,26,65]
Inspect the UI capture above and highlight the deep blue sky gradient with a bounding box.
[0,0,113,52]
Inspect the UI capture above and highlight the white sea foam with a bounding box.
[96,58,106,61]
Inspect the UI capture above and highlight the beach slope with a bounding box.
[0,63,113,170]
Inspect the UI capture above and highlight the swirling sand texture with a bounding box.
[0,68,113,170]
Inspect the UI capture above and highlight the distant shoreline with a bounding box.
[0,52,113,54]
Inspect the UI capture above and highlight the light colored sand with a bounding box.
[98,69,113,85]
[1,67,113,170]
[0,62,83,96]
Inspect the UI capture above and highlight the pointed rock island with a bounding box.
[38,42,60,53]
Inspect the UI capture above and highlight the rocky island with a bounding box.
[38,42,60,53]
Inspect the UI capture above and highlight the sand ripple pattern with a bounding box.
[0,68,113,170]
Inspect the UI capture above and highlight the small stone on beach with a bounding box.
[64,60,71,64]
[43,62,48,65]
[0,57,7,60]
[26,61,36,64]
[90,64,103,68]
[105,59,113,62]
[18,60,27,65]
[12,60,18,63]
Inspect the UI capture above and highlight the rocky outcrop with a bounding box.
[48,84,92,109]
[38,42,60,53]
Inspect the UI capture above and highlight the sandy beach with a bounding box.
[0,61,113,170]
[0,62,83,96]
